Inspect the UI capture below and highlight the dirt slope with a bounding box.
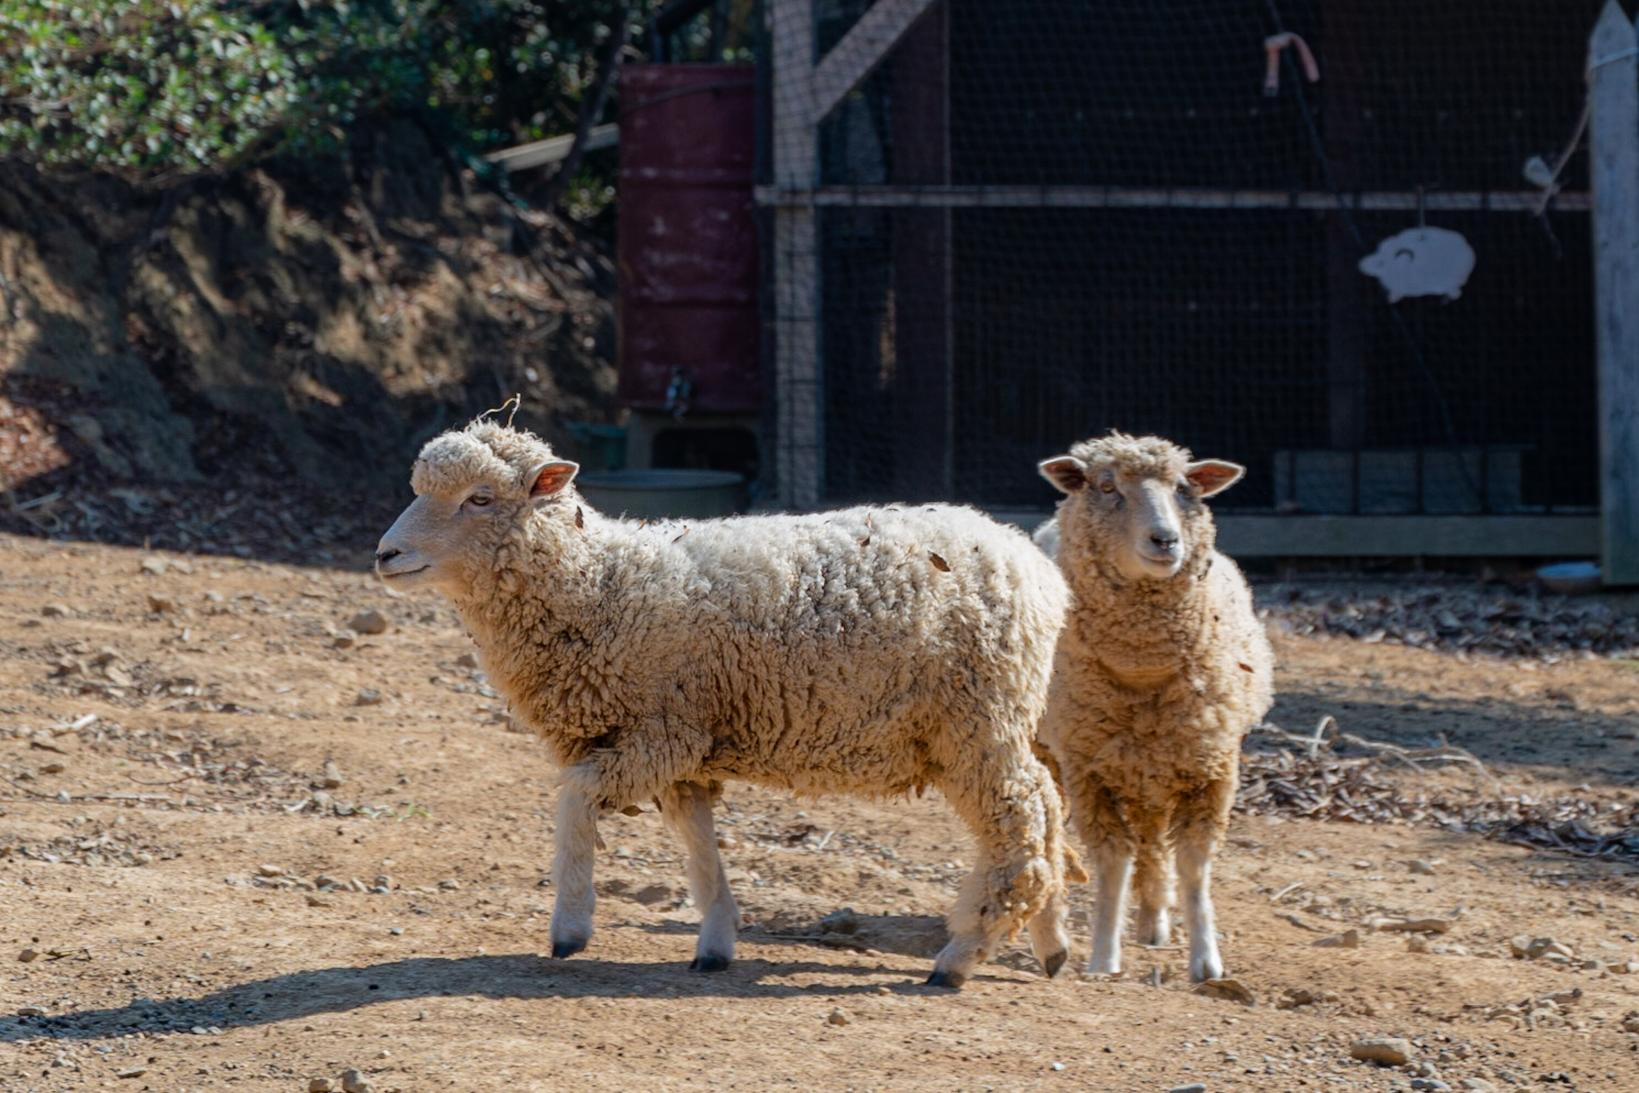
[0,128,616,499]
[2,534,1638,1092]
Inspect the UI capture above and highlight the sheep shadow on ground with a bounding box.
[0,953,948,1044]
[636,912,1054,978]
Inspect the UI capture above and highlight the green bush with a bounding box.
[0,0,641,180]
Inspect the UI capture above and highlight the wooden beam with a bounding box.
[1589,1,1639,585]
[770,0,822,509]
[485,124,619,172]
[984,511,1600,558]
[755,185,1590,211]
[810,0,941,121]
[1215,515,1600,558]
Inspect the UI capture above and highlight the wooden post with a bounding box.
[1589,1,1639,584]
[890,1,953,501]
[1321,2,1368,466]
[770,0,822,509]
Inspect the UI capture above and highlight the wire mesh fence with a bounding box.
[775,0,1605,515]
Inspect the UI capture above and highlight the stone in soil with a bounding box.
[826,1007,850,1026]
[340,1069,372,1093]
[347,610,389,635]
[308,1079,335,1093]
[820,907,859,934]
[1350,1036,1414,1066]
[354,688,384,706]
[1193,977,1255,1005]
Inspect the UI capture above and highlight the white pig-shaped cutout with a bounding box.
[1358,226,1476,303]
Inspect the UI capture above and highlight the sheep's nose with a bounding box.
[376,547,402,565]
[1150,530,1179,549]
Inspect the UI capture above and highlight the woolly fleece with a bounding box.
[1035,432,1274,977]
[400,420,1082,979]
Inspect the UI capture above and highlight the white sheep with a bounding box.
[1034,432,1273,982]
[374,419,1083,987]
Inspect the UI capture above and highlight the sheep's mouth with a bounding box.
[378,564,430,581]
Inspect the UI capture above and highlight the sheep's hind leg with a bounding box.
[1024,759,1079,978]
[929,752,1060,988]
[659,781,738,972]
[549,774,599,959]
[1172,779,1235,982]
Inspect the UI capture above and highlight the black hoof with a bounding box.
[1042,949,1068,979]
[689,955,730,973]
[924,970,966,989]
[550,939,587,959]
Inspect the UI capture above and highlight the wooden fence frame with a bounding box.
[1590,0,1639,584]
[760,1,1638,575]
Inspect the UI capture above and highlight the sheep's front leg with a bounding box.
[1075,786,1133,977]
[550,717,712,961]
[1172,779,1236,982]
[659,782,739,972]
[550,776,599,958]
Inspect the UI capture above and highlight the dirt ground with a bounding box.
[2,532,1637,1092]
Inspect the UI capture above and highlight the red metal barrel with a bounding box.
[617,64,760,414]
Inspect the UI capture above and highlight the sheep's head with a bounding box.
[375,420,579,595]
[1038,432,1242,583]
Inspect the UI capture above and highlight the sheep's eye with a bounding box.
[467,494,493,508]
[1099,480,1117,494]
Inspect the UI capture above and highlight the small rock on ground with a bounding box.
[308,1080,335,1093]
[347,609,389,635]
[1350,1036,1414,1066]
[340,1069,372,1093]
[826,1007,850,1026]
[1193,977,1255,1005]
[1168,1084,1207,1093]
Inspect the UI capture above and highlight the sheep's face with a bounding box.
[375,424,578,595]
[1039,433,1242,583]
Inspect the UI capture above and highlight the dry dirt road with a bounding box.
[2,533,1637,1092]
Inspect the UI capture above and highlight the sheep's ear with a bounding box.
[1037,455,1088,493]
[1185,460,1245,497]
[528,460,579,500]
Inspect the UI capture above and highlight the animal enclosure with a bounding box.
[762,0,1618,556]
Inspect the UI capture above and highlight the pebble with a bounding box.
[1350,1036,1414,1066]
[1408,859,1437,875]
[18,948,39,962]
[820,907,860,935]
[332,635,355,650]
[320,760,344,789]
[1511,935,1574,960]
[354,689,383,707]
[146,593,176,613]
[308,1080,335,1093]
[340,1069,372,1093]
[826,1007,850,1026]
[1049,1062,1066,1072]
[438,878,461,891]
[116,1068,147,1079]
[1458,1080,1497,1093]
[257,863,284,877]
[1168,1085,1206,1093]
[40,603,71,618]
[1411,1081,1451,1091]
[1193,978,1255,1005]
[455,652,479,669]
[348,610,389,635]
[17,1006,44,1017]
[139,556,168,575]
[1314,929,1361,949]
